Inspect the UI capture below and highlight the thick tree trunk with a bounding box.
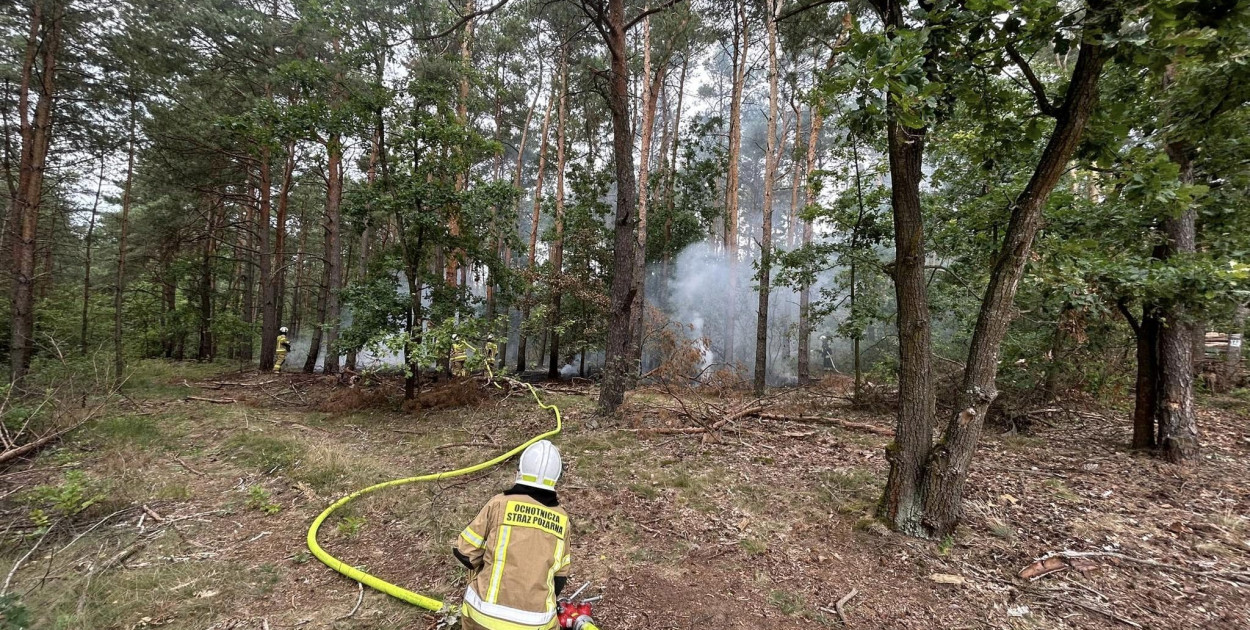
[303,260,329,374]
[80,154,105,355]
[722,0,748,366]
[875,41,935,540]
[596,0,641,414]
[753,2,782,396]
[908,13,1115,538]
[322,136,344,374]
[446,0,475,289]
[9,3,60,384]
[1121,302,1161,449]
[517,86,555,374]
[1156,141,1200,462]
[548,49,569,380]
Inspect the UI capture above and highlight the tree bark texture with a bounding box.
[9,2,61,384]
[596,0,641,414]
[517,84,555,374]
[548,49,569,380]
[322,135,344,374]
[753,1,782,396]
[722,0,748,365]
[114,95,137,375]
[1156,140,1200,462]
[899,4,1116,538]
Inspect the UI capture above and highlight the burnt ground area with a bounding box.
[2,360,1248,629]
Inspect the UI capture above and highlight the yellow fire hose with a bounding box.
[306,370,598,629]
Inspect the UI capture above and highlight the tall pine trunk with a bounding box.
[80,153,105,355]
[797,96,826,385]
[261,144,293,370]
[517,86,555,373]
[114,94,137,375]
[722,0,748,367]
[753,1,782,396]
[548,48,569,380]
[628,15,667,374]
[596,0,641,414]
[660,56,688,311]
[502,61,544,371]
[9,2,61,384]
[322,135,344,374]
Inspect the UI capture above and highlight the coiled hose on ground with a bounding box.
[306,375,576,623]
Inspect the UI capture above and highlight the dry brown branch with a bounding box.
[173,456,206,476]
[142,505,164,522]
[756,412,895,437]
[1036,595,1142,628]
[1035,551,1250,584]
[819,587,859,625]
[336,582,365,620]
[435,441,499,450]
[184,396,236,404]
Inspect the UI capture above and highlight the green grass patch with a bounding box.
[817,467,881,515]
[988,519,1014,541]
[1044,479,1081,502]
[628,482,660,500]
[245,485,281,515]
[223,432,303,473]
[768,589,805,616]
[739,537,768,556]
[92,414,163,448]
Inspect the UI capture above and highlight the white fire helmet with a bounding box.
[280,327,289,334]
[515,440,562,490]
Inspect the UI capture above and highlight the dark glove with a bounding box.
[453,548,479,571]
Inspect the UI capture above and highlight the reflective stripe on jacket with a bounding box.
[456,493,571,630]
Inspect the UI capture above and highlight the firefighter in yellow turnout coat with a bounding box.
[454,440,570,630]
[274,327,291,373]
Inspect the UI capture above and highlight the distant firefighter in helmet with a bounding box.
[454,440,571,630]
[274,327,291,373]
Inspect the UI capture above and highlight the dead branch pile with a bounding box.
[2,375,125,468]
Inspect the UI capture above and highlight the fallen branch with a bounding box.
[1037,595,1142,628]
[142,505,164,523]
[436,441,500,450]
[1,519,58,595]
[173,455,206,476]
[184,396,236,404]
[1035,550,1250,584]
[756,413,895,437]
[835,585,855,625]
[0,395,115,465]
[212,380,276,388]
[336,582,364,620]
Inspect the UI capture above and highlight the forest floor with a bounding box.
[2,360,1249,630]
